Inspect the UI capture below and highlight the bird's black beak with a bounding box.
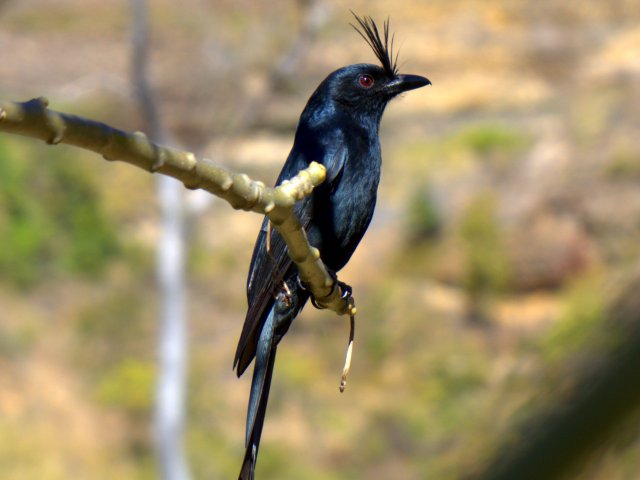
[385,74,431,95]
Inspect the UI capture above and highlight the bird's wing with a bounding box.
[234,139,347,376]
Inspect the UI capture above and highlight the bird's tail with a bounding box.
[238,306,278,480]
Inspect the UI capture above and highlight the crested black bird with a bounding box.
[235,14,430,479]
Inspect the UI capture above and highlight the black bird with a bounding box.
[235,14,430,479]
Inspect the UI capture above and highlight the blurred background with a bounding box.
[1,0,640,478]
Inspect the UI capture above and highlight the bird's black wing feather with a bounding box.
[234,137,347,376]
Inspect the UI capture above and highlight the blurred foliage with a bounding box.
[406,183,443,245]
[69,281,157,463]
[73,287,152,367]
[0,323,36,358]
[451,123,529,158]
[459,193,511,299]
[538,272,607,364]
[604,147,640,181]
[95,358,155,417]
[393,123,530,182]
[0,137,120,288]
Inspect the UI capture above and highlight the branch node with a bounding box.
[150,148,166,172]
[220,178,233,192]
[47,133,64,145]
[264,201,275,213]
[184,152,197,169]
[133,130,146,137]
[247,180,265,208]
[229,173,260,210]
[183,154,201,189]
[100,129,117,161]
[45,112,66,145]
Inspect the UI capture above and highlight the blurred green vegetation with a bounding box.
[406,182,442,245]
[604,147,640,181]
[394,122,530,181]
[95,358,155,416]
[538,272,607,364]
[459,193,511,299]
[451,123,529,158]
[0,322,36,358]
[0,136,120,288]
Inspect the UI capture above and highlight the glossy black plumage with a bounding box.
[235,14,430,479]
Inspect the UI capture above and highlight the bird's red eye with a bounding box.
[358,74,374,89]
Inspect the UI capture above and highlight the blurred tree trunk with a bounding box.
[467,269,640,480]
[129,1,191,479]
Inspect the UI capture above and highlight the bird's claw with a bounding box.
[296,276,324,309]
[310,293,326,310]
[337,280,352,300]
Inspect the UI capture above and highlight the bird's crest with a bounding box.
[350,13,399,78]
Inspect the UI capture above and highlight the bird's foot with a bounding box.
[297,271,353,310]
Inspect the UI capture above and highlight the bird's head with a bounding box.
[310,14,430,122]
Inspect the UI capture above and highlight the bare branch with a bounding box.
[0,97,356,316]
